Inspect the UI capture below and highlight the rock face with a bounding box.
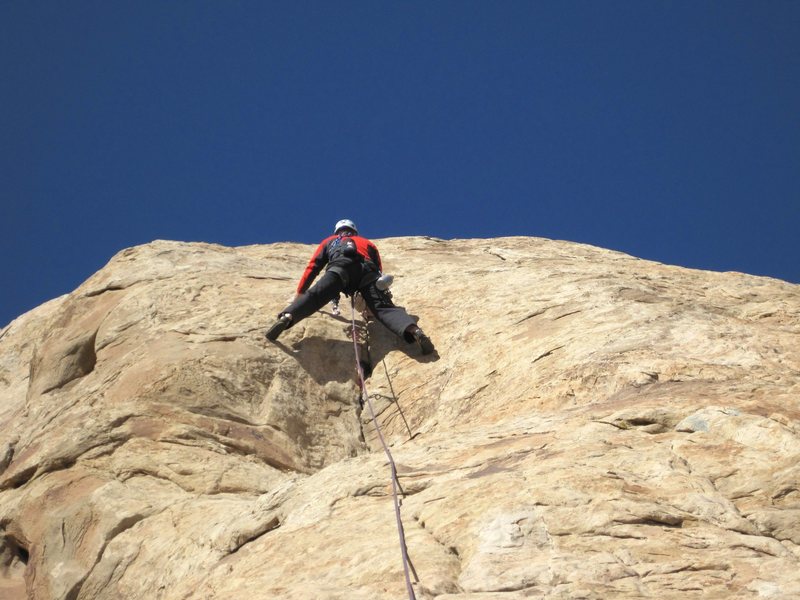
[1,236,799,599]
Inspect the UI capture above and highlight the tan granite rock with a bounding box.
[0,236,798,599]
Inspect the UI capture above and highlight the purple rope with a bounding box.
[350,300,417,600]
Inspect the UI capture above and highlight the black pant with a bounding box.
[281,271,417,342]
[282,270,344,323]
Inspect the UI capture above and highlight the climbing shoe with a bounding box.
[265,314,292,341]
[411,327,435,355]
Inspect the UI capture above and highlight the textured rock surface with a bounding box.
[1,236,799,599]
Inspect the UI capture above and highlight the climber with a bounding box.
[266,219,435,355]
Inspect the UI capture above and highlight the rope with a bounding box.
[349,299,417,600]
[381,358,414,441]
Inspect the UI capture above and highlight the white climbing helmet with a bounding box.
[334,219,358,234]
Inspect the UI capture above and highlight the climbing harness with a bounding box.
[349,299,417,600]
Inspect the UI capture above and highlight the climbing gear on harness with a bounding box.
[265,313,292,341]
[333,218,358,234]
[349,299,417,600]
[331,296,341,316]
[376,273,394,290]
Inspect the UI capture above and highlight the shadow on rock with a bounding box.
[364,314,440,368]
[270,335,361,385]
[268,311,438,384]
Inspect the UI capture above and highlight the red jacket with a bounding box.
[296,233,383,294]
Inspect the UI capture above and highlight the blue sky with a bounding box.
[2,1,798,326]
